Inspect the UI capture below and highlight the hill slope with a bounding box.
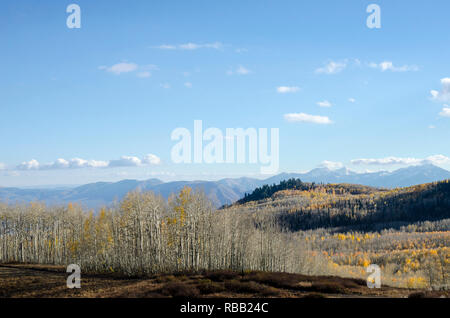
[229,179,450,231]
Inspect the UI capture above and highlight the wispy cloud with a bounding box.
[431,78,450,102]
[317,100,332,107]
[277,86,300,94]
[99,62,137,75]
[236,65,250,75]
[137,71,151,78]
[319,160,343,170]
[315,59,419,75]
[284,113,332,124]
[227,65,251,75]
[184,82,192,88]
[155,44,176,50]
[154,42,223,50]
[348,98,356,103]
[15,155,161,171]
[368,61,419,72]
[351,155,450,166]
[235,48,248,53]
[0,162,6,170]
[99,63,157,77]
[315,60,347,74]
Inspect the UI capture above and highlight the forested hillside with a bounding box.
[232,179,450,231]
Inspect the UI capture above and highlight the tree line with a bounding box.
[277,180,450,231]
[0,187,322,276]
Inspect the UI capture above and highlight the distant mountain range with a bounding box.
[1,164,450,209]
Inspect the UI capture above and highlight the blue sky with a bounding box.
[1,0,450,186]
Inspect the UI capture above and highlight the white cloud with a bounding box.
[236,65,250,75]
[431,78,450,102]
[155,44,177,50]
[109,156,142,168]
[184,82,192,88]
[227,65,250,75]
[348,98,356,103]
[235,48,248,53]
[351,155,450,166]
[15,155,161,171]
[17,159,40,170]
[142,154,161,165]
[181,42,222,50]
[284,113,332,124]
[429,125,436,129]
[319,160,343,170]
[440,107,450,117]
[137,71,151,78]
[317,100,332,107]
[430,90,439,99]
[277,86,300,93]
[18,158,110,170]
[179,43,202,50]
[99,63,157,77]
[154,42,223,50]
[49,158,70,169]
[369,61,419,72]
[351,157,420,166]
[68,158,109,169]
[426,154,450,165]
[315,60,347,74]
[160,83,171,89]
[99,62,138,75]
[0,163,6,170]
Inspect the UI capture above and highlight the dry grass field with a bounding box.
[0,264,447,298]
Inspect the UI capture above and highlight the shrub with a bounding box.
[204,270,241,282]
[243,272,298,289]
[160,282,200,298]
[196,281,226,295]
[309,282,347,294]
[224,280,278,295]
[155,275,177,283]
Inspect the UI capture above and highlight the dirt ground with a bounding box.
[0,264,447,298]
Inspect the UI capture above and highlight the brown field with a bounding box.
[0,264,447,298]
